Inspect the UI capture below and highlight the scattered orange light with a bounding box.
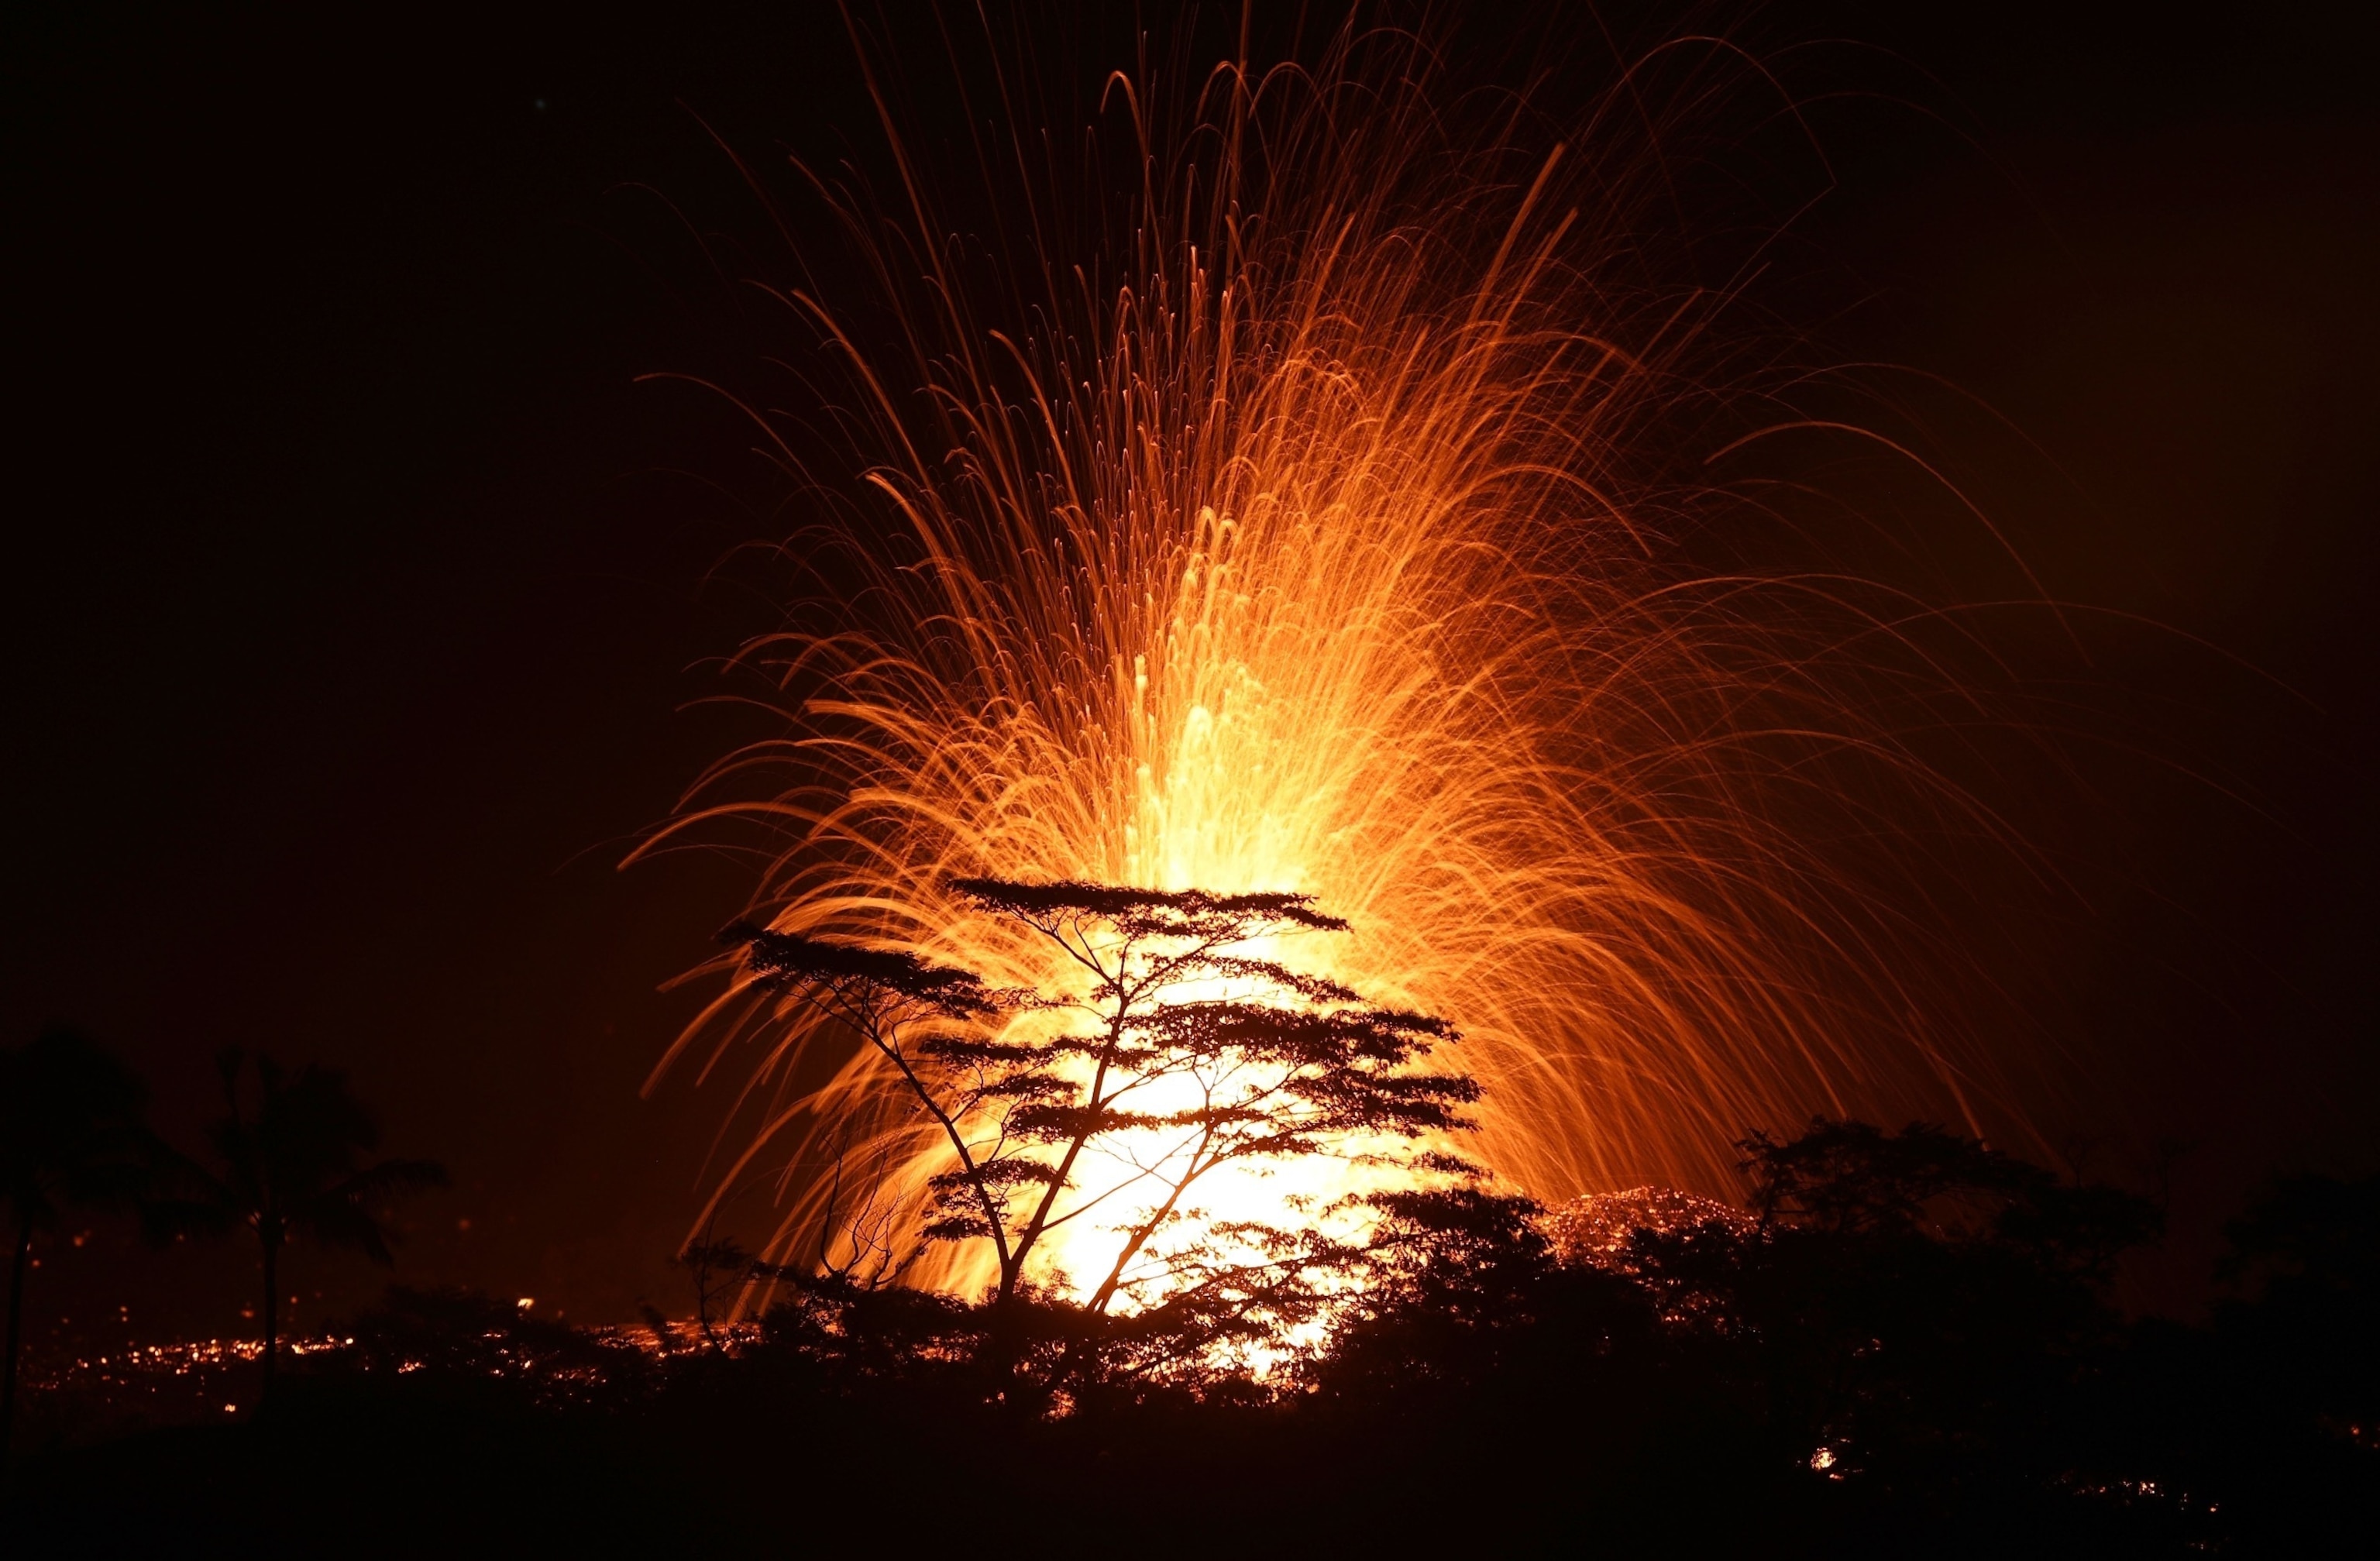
[646,27,2039,1313]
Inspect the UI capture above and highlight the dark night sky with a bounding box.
[5,3,2374,1343]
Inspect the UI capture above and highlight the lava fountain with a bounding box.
[636,19,2042,1304]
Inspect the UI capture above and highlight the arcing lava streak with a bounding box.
[636,27,2040,1301]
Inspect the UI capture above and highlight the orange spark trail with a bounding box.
[635,22,2043,1305]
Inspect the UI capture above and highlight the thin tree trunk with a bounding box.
[3,1212,31,1457]
[259,1236,278,1398]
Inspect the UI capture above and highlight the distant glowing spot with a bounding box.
[222,1403,237,1414]
[515,1297,535,1310]
[456,1218,472,1231]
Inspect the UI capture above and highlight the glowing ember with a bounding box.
[1544,1187,1757,1270]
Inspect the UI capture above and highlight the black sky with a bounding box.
[5,2,2374,1340]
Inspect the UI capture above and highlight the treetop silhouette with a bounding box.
[1739,1116,2160,1280]
[151,1048,447,1391]
[727,878,1477,1347]
[2,1027,153,1455]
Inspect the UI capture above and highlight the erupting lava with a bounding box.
[638,22,2035,1306]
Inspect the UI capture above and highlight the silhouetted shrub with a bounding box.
[11,1123,2375,1558]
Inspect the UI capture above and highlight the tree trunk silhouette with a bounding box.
[3,1210,29,1456]
[259,1233,279,1394]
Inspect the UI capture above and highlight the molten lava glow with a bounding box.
[641,32,2027,1306]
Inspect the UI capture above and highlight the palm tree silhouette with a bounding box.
[2,1027,151,1455]
[157,1048,446,1391]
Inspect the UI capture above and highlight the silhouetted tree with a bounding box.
[2195,1172,2380,1545]
[1742,1116,2159,1279]
[0,1027,151,1453]
[17,1112,2360,1555]
[728,879,1477,1379]
[153,1049,446,1392]
[2219,1171,2380,1351]
[1278,1118,2182,1549]
[1609,1118,2163,1530]
[678,1229,751,1354]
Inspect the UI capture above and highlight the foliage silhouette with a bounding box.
[1,1027,152,1456]
[676,1226,750,1355]
[728,878,1478,1383]
[1622,1121,2165,1536]
[13,1119,2378,1556]
[2155,1171,2380,1551]
[1740,1117,2160,1277]
[150,1048,447,1393]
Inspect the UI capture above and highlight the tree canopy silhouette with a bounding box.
[1,1027,152,1454]
[20,1115,2363,1555]
[727,878,1479,1377]
[152,1048,447,1391]
[1740,1116,2160,1279]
